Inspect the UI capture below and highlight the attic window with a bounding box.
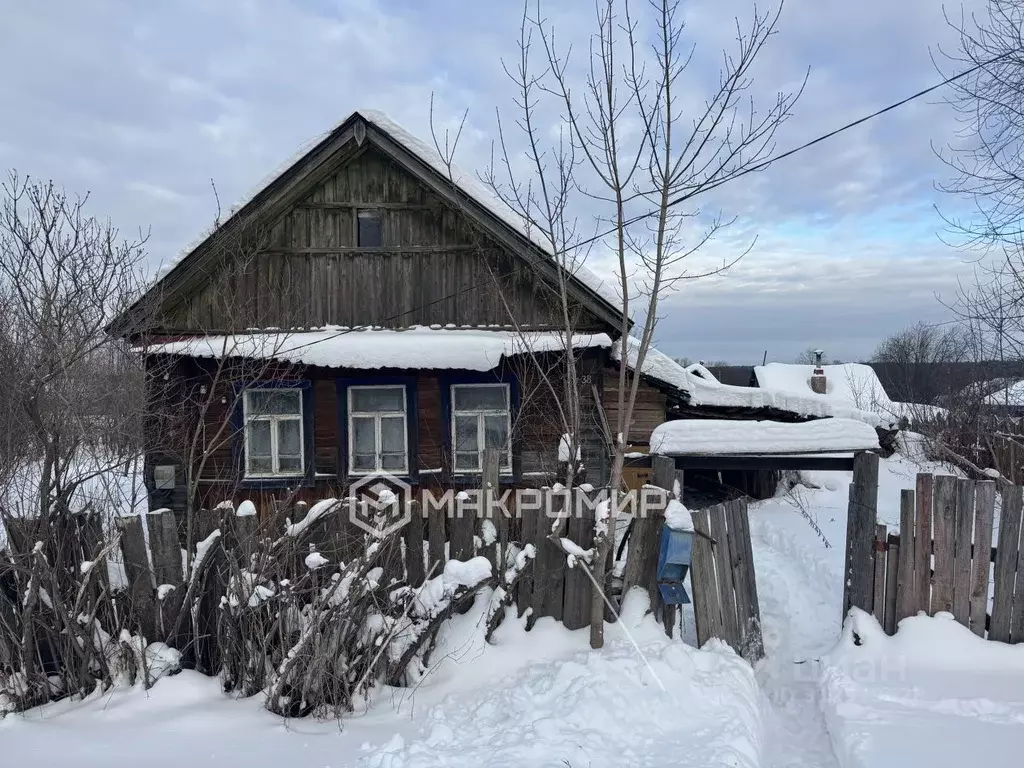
[357,209,382,247]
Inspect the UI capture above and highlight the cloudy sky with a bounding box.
[0,0,992,363]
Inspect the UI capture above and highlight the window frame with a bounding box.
[450,382,513,475]
[346,384,410,476]
[242,387,306,479]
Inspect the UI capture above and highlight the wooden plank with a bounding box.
[884,533,899,635]
[1010,493,1024,645]
[531,491,565,623]
[673,455,856,472]
[690,507,721,647]
[517,505,537,617]
[844,452,879,617]
[710,503,740,648]
[427,501,446,577]
[970,481,997,637]
[449,497,475,562]
[952,479,976,627]
[915,474,934,614]
[990,485,1022,643]
[562,494,594,631]
[931,475,958,615]
[725,500,751,638]
[895,489,917,623]
[872,524,887,625]
[404,500,425,587]
[146,509,184,587]
[732,497,763,661]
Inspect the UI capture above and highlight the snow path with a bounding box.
[750,515,843,768]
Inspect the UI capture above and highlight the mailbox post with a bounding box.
[656,525,693,604]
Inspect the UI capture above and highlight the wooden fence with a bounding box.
[845,454,1024,642]
[625,456,763,663]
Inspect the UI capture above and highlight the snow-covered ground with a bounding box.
[7,443,1024,767]
[1,593,763,768]
[821,609,1024,768]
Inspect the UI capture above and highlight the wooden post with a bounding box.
[480,449,501,573]
[843,452,879,619]
[731,498,763,662]
[952,479,976,627]
[931,475,958,615]
[404,500,425,586]
[914,474,934,614]
[872,523,887,625]
[427,500,446,577]
[147,509,184,587]
[883,533,899,635]
[895,489,917,623]
[990,484,1022,643]
[970,482,996,637]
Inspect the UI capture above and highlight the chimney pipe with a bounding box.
[810,349,827,394]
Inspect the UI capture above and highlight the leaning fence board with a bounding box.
[531,497,565,623]
[884,533,899,635]
[896,489,917,623]
[990,485,1022,642]
[844,452,879,617]
[146,509,184,587]
[710,504,740,643]
[914,474,934,613]
[725,500,752,647]
[690,507,721,647]
[970,482,997,637]
[427,503,446,576]
[872,524,887,624]
[931,475,958,615]
[734,498,763,661]
[517,505,537,617]
[562,498,594,631]
[449,502,475,563]
[1009,493,1024,644]
[952,479,976,628]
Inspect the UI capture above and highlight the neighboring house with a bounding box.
[109,110,848,518]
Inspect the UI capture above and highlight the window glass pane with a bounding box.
[484,415,509,452]
[351,387,404,413]
[381,453,406,471]
[247,420,272,457]
[453,385,507,411]
[357,209,382,247]
[454,415,478,451]
[249,456,273,474]
[352,453,376,471]
[351,416,376,454]
[380,416,405,454]
[278,456,302,473]
[455,452,478,471]
[248,389,301,416]
[277,418,301,456]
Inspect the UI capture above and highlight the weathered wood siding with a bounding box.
[602,370,668,446]
[162,148,603,332]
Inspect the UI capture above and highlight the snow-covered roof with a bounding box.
[149,110,621,315]
[650,418,880,456]
[611,338,841,420]
[141,327,612,371]
[985,379,1024,407]
[753,363,944,427]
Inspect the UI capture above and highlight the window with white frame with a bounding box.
[348,386,408,474]
[243,388,304,477]
[451,383,511,473]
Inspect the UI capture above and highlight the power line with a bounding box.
[189,50,1019,355]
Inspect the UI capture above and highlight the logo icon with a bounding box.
[348,472,413,538]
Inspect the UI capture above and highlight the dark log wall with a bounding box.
[164,147,603,332]
[145,354,626,518]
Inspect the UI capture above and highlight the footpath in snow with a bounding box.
[1,593,763,768]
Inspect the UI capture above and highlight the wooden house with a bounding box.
[110,110,834,520]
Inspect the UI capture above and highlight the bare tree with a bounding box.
[872,321,970,405]
[485,0,802,647]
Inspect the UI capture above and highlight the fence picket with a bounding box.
[844,453,879,617]
[896,489,917,623]
[952,479,976,628]
[733,498,763,661]
[915,474,934,613]
[931,475,958,615]
[970,482,997,637]
[710,504,740,645]
[690,507,721,647]
[989,486,1021,642]
[884,533,899,635]
[873,524,887,624]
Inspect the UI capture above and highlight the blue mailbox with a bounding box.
[657,525,693,605]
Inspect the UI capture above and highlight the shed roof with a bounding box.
[650,417,880,456]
